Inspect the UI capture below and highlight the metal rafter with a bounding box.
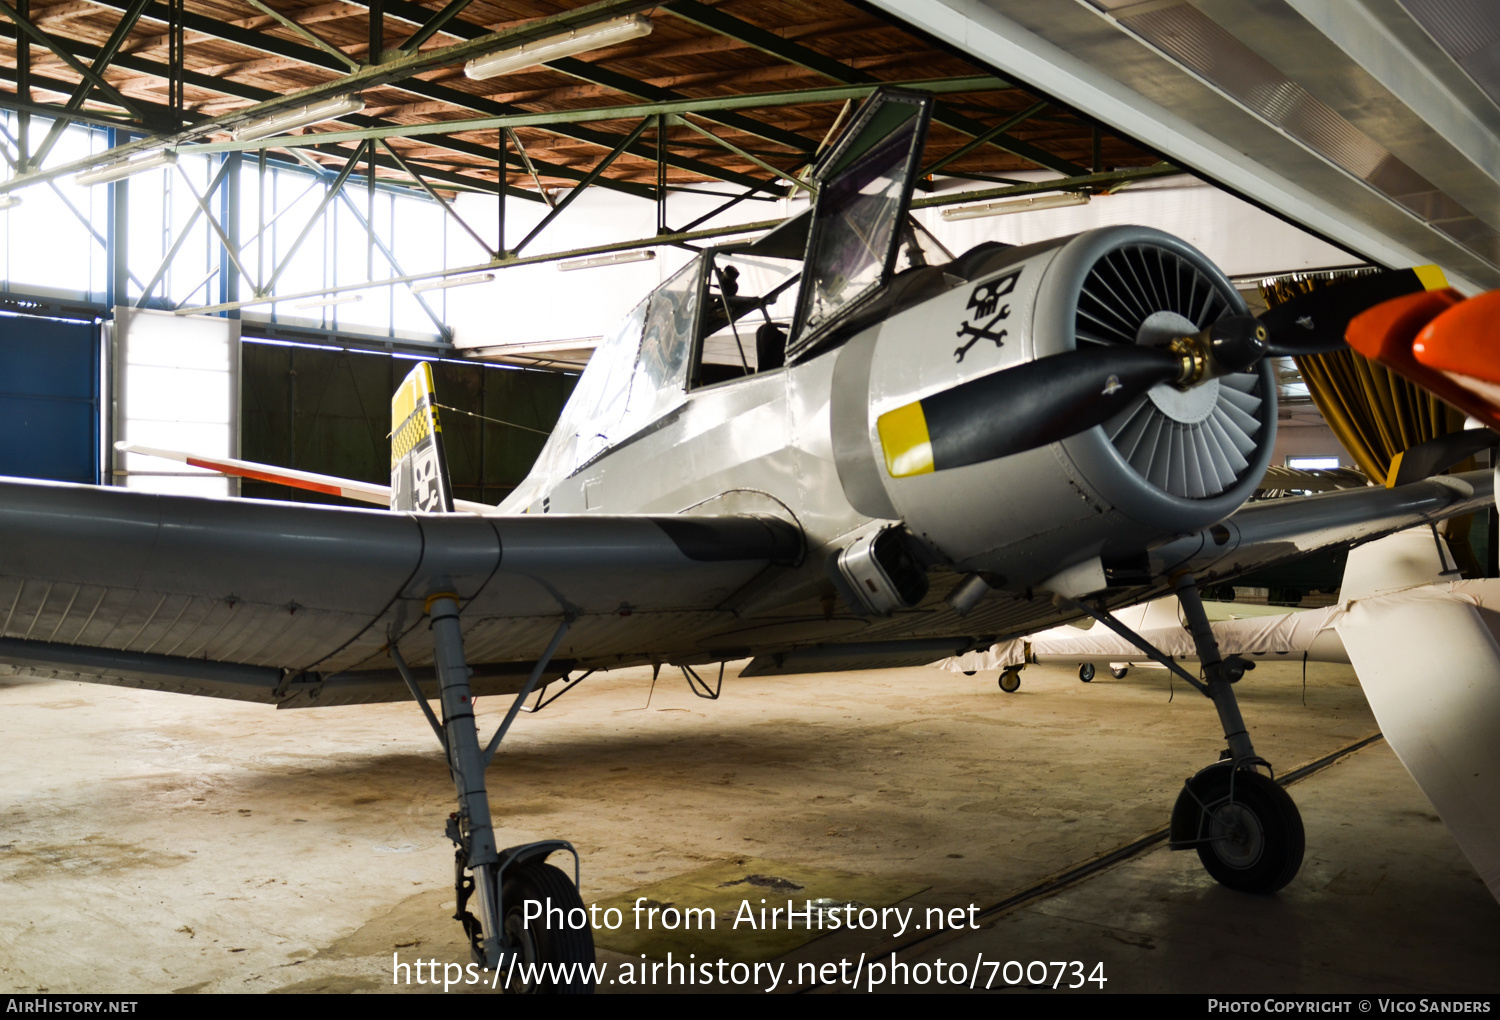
[512,116,650,255]
[377,138,493,256]
[290,149,452,340]
[0,0,143,115]
[922,99,1048,176]
[133,155,235,306]
[183,163,1180,318]
[264,137,368,293]
[345,0,820,154]
[0,0,662,188]
[26,0,153,168]
[14,1,736,196]
[241,0,361,71]
[173,77,1003,154]
[669,113,809,193]
[0,20,643,201]
[661,0,1088,177]
[392,0,474,57]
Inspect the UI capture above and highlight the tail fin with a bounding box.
[390,362,455,513]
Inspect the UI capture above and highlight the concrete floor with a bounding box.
[1,656,1496,994]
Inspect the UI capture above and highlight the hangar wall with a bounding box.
[0,311,100,485]
[240,340,576,508]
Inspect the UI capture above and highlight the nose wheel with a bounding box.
[1170,762,1304,894]
[999,668,1021,693]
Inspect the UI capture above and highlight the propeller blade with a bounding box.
[1258,266,1448,357]
[1387,428,1498,488]
[876,265,1452,480]
[878,345,1179,477]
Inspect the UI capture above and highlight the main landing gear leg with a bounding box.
[1069,576,1303,894]
[395,595,594,992]
[1170,574,1304,894]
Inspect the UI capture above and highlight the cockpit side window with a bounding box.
[690,250,802,388]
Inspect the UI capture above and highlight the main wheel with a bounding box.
[1109,665,1129,679]
[998,669,1021,693]
[500,862,596,993]
[1078,663,1095,683]
[1172,766,1304,894]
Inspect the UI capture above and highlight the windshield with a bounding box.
[529,257,703,476]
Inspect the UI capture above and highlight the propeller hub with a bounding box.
[1167,316,1268,389]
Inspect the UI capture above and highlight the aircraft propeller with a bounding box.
[878,266,1447,479]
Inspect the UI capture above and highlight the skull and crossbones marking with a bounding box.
[954,270,1021,363]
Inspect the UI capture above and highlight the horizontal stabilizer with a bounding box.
[116,442,492,513]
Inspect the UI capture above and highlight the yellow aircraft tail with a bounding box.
[390,361,454,513]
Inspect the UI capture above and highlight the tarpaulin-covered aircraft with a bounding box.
[3,88,1492,990]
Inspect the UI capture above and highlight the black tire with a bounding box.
[998,670,1021,693]
[1078,663,1095,683]
[1109,666,1129,679]
[1174,767,1304,894]
[500,862,596,993]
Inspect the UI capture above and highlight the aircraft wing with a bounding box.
[0,478,800,708]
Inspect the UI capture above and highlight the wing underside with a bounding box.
[0,479,800,707]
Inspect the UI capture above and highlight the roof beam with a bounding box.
[73,0,774,191]
[0,0,662,184]
[172,76,1004,154]
[26,0,154,167]
[0,0,144,115]
[0,20,650,199]
[661,0,1088,177]
[342,0,818,154]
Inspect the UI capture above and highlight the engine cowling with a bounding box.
[837,224,1276,590]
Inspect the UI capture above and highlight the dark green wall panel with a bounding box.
[241,341,576,508]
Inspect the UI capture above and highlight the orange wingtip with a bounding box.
[1412,290,1500,385]
[1345,288,1464,362]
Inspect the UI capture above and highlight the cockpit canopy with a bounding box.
[537,88,939,479]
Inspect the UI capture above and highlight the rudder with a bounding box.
[390,361,454,513]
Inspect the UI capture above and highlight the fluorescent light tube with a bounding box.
[465,15,652,80]
[411,272,496,293]
[557,249,656,271]
[73,149,177,187]
[231,95,366,142]
[294,293,364,309]
[940,192,1090,221]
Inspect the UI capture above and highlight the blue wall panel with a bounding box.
[0,314,100,484]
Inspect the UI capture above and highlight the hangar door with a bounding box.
[0,312,99,484]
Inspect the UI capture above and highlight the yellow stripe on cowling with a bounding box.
[1414,265,1449,291]
[877,401,935,478]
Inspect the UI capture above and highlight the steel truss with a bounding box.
[0,0,1163,338]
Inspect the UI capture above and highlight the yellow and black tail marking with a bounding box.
[389,362,454,513]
